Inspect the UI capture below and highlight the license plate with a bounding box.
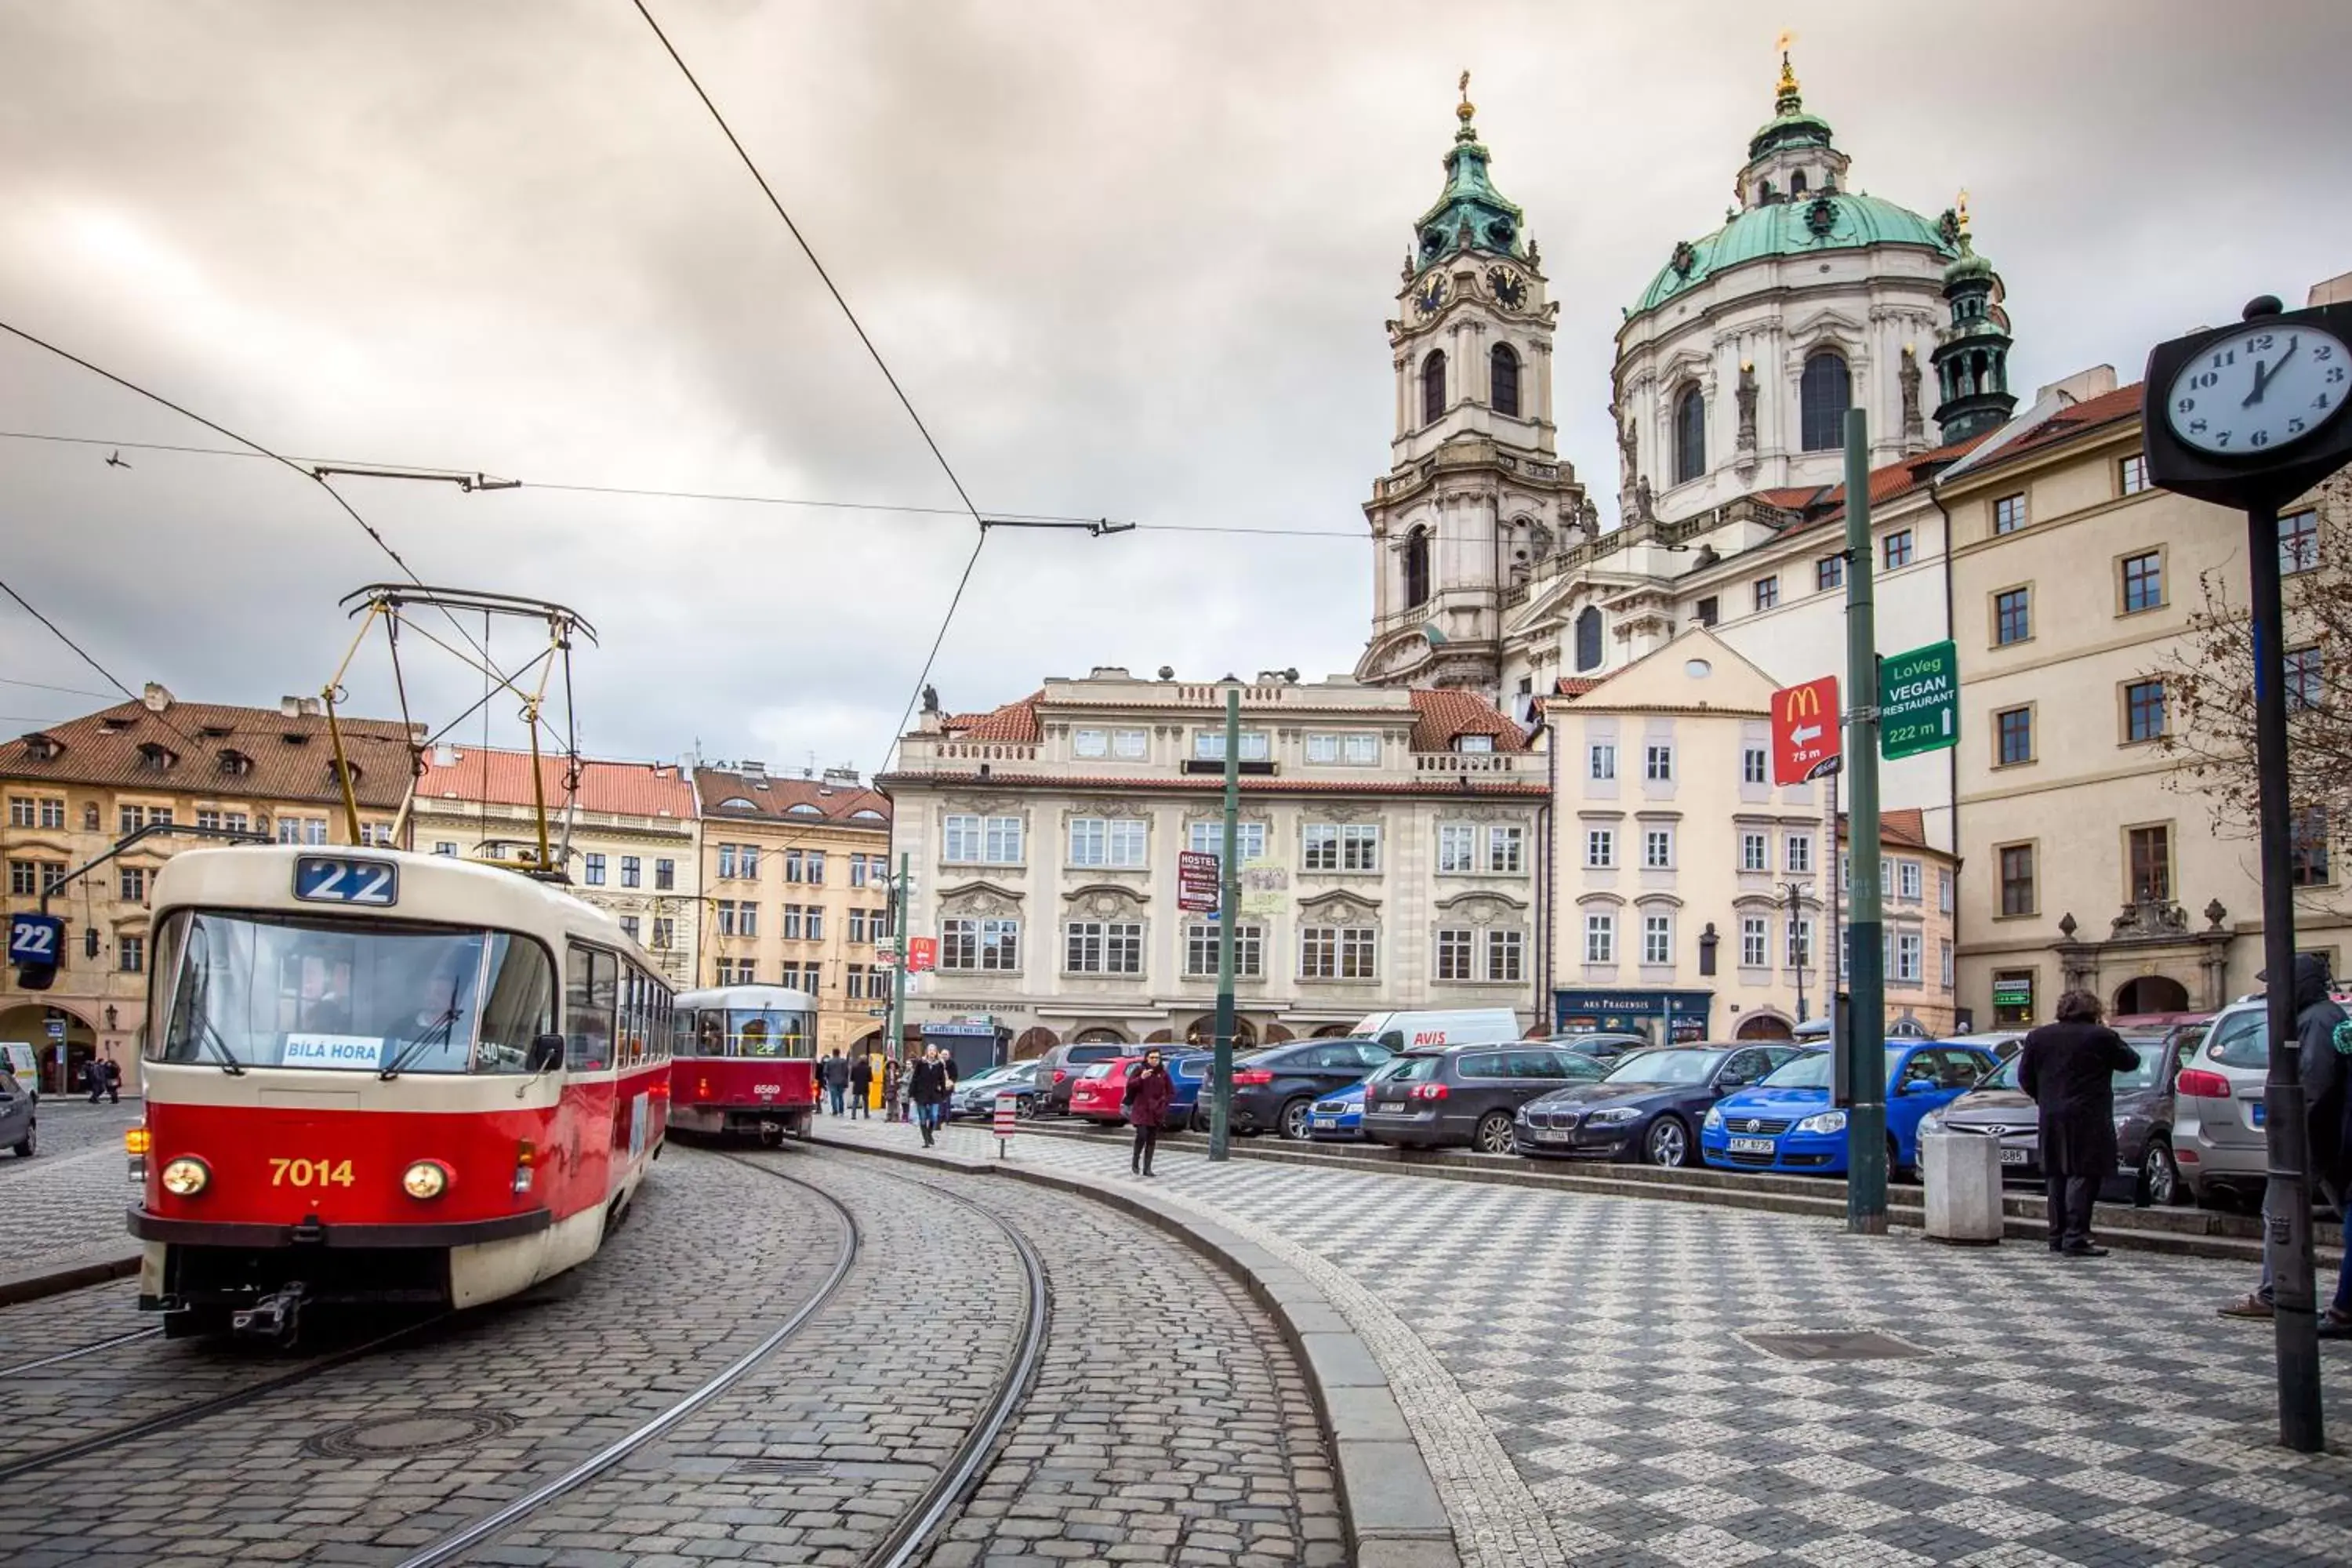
[1728,1136,1776,1154]
[1312,1116,1338,1130]
[2251,1101,2267,1127]
[1537,1129,1575,1144]
[1999,1147,2031,1165]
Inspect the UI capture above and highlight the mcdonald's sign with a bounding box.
[1771,674,1842,785]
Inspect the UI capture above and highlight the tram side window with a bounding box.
[475,935,555,1074]
[565,944,617,1071]
[693,1008,722,1057]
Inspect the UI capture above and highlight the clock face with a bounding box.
[1486,268,1527,310]
[1414,276,1447,317]
[2165,324,2349,456]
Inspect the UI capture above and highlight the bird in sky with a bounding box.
[104,449,130,469]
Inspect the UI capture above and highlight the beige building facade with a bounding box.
[694,764,893,1056]
[885,672,1548,1054]
[1950,374,2352,1026]
[1548,630,1958,1042]
[407,746,700,990]
[2,686,412,1091]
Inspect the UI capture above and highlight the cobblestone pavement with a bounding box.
[823,1116,2352,1568]
[855,1159,1340,1568]
[0,1144,848,1566]
[0,1099,142,1272]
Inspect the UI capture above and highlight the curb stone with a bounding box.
[0,1243,140,1307]
[808,1129,1463,1568]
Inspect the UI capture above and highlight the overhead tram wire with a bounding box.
[0,572,214,753]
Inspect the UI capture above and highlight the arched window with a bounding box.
[1790,170,1809,197]
[1673,384,1706,485]
[1403,525,1431,609]
[1799,352,1852,452]
[1574,606,1603,672]
[1758,179,1775,204]
[1421,351,1447,426]
[1490,344,1521,418]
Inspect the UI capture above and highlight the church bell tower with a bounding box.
[1356,76,1587,691]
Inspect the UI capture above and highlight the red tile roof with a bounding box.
[1955,383,2143,475]
[3,695,416,810]
[414,746,694,818]
[880,771,1549,799]
[943,693,1044,742]
[1407,688,1532,753]
[1553,677,1604,698]
[1838,808,1934,851]
[1766,434,1995,529]
[695,768,891,829]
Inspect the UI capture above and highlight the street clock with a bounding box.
[2143,297,2352,510]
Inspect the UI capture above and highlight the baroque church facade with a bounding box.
[1356,53,2016,717]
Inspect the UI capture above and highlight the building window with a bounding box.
[1785,833,1813,874]
[2280,510,2320,575]
[2292,811,2332,887]
[1817,554,1844,591]
[1938,868,1954,913]
[1895,931,1923,985]
[783,849,804,884]
[1641,914,1671,966]
[1882,529,1915,570]
[1574,606,1604,672]
[717,843,738,878]
[1995,706,2034,767]
[1069,818,1148,869]
[1187,820,1269,864]
[652,918,673,950]
[1303,823,1379,872]
[1784,916,1812,969]
[2128,825,2172,903]
[1994,493,2027,535]
[2121,550,2165,614]
[1491,343,1522,418]
[2285,648,2324,712]
[1644,743,1674,782]
[1642,828,1673,869]
[1589,742,1617,781]
[1113,728,1148,759]
[739,903,760,938]
[610,855,636,888]
[1897,860,1922,901]
[1074,728,1109,758]
[1436,927,1472,982]
[1994,586,2031,646]
[5,797,29,827]
[1487,826,1525,873]
[1403,525,1431,609]
[434,842,458,857]
[1740,916,1769,968]
[1421,350,1448,425]
[1799,352,1851,452]
[119,805,144,835]
[38,797,65,829]
[119,935,144,975]
[619,915,640,942]
[583,852,605,885]
[1306,731,1381,765]
[1742,746,1766,785]
[1184,922,1263,978]
[2118,454,2148,495]
[1673,383,1705,485]
[1740,832,1768,873]
[1940,939,1955,989]
[781,905,803,940]
[1301,924,1376,981]
[1456,735,1496,755]
[1193,730,1271,763]
[118,866,147,902]
[1695,595,1719,627]
[1439,824,1476,873]
[655,858,675,891]
[806,850,826,885]
[1585,827,1616,869]
[851,856,869,888]
[1486,928,1526,982]
[1998,844,2036,916]
[848,909,869,943]
[717,901,739,938]
[1584,912,1616,964]
[943,917,1021,971]
[945,814,1024,865]
[1753,575,1780,612]
[2124,679,2166,744]
[1065,920,1143,975]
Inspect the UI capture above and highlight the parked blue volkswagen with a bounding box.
[1700,1040,2000,1178]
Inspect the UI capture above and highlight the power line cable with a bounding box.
[0,572,212,751]
[0,674,116,699]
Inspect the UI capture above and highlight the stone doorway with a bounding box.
[2114,975,2191,1016]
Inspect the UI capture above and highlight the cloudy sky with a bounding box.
[4,0,2349,777]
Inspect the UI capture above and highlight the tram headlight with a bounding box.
[402,1160,451,1200]
[159,1156,210,1196]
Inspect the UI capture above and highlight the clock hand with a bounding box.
[2244,357,2274,408]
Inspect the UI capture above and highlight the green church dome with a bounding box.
[1630,191,1958,318]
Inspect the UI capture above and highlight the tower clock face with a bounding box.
[1414,276,1447,318]
[2165,324,2349,456]
[1486,268,1526,310]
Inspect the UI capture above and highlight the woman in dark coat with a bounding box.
[848,1053,873,1120]
[1123,1050,1174,1177]
[2017,990,2140,1257]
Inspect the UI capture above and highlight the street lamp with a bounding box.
[1782,881,1810,1023]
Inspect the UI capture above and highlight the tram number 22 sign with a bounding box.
[295,856,400,907]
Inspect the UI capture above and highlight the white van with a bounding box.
[1350,1009,1523,1051]
[0,1042,37,1102]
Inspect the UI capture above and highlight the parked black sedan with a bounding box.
[1920,1025,2193,1205]
[1514,1044,1806,1167]
[1221,1038,1395,1139]
[1362,1043,1607,1153]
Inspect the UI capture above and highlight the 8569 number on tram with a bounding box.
[668,985,818,1144]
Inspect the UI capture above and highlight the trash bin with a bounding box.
[1922,1131,2003,1244]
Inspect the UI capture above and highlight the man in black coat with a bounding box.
[2220,953,2350,1319]
[2018,989,2140,1257]
[848,1053,873,1120]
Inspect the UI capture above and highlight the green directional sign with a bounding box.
[1880,639,1958,760]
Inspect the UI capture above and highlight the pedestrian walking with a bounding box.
[849,1053,873,1120]
[2219,954,2352,1319]
[821,1051,851,1117]
[909,1047,953,1148]
[1123,1048,1174,1177]
[2017,991,2140,1257]
[882,1055,903,1123]
[101,1057,121,1105]
[84,1057,106,1105]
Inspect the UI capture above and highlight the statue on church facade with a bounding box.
[1735,361,1758,453]
[1634,475,1656,526]
[1900,344,1925,441]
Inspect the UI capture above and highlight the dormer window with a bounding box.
[1456,735,1496,754]
[786,803,822,816]
[281,731,310,746]
[329,760,362,786]
[136,742,177,772]
[24,733,61,761]
[218,749,252,777]
[718,796,758,809]
[99,717,130,734]
[199,724,232,739]
[851,808,886,821]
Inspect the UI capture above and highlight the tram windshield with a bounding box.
[681,1007,811,1058]
[150,910,554,1074]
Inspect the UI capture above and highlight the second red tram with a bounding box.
[668,985,819,1142]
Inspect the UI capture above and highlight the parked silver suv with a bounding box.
[2173,1000,2272,1206]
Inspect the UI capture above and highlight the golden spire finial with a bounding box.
[1775,30,1799,97]
[1955,187,1971,233]
[1457,68,1475,122]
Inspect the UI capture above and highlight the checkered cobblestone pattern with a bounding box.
[0,1100,142,1272]
[880,1163,1341,1568]
[826,1118,2352,1567]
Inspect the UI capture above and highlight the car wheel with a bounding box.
[1887,1134,1908,1184]
[2140,1138,2181,1207]
[1642,1115,1691,1168]
[13,1121,35,1158]
[1473,1111,1515,1156]
[1278,1098,1313,1142]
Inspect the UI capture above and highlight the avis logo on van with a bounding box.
[1412,1031,1452,1046]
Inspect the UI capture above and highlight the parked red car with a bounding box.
[1067,1056,1146,1124]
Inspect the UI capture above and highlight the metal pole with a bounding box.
[1209,687,1241,1162]
[888,851,909,1091]
[1842,405,1889,1234]
[1786,881,1809,1024]
[1828,763,1842,1049]
[2247,499,2324,1452]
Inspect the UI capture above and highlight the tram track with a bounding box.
[0,1321,163,1377]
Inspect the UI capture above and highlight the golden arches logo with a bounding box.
[1783,686,1823,721]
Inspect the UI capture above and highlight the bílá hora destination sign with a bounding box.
[1879,640,1958,760]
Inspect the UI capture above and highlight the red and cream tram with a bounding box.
[667,984,819,1143]
[128,844,672,1338]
